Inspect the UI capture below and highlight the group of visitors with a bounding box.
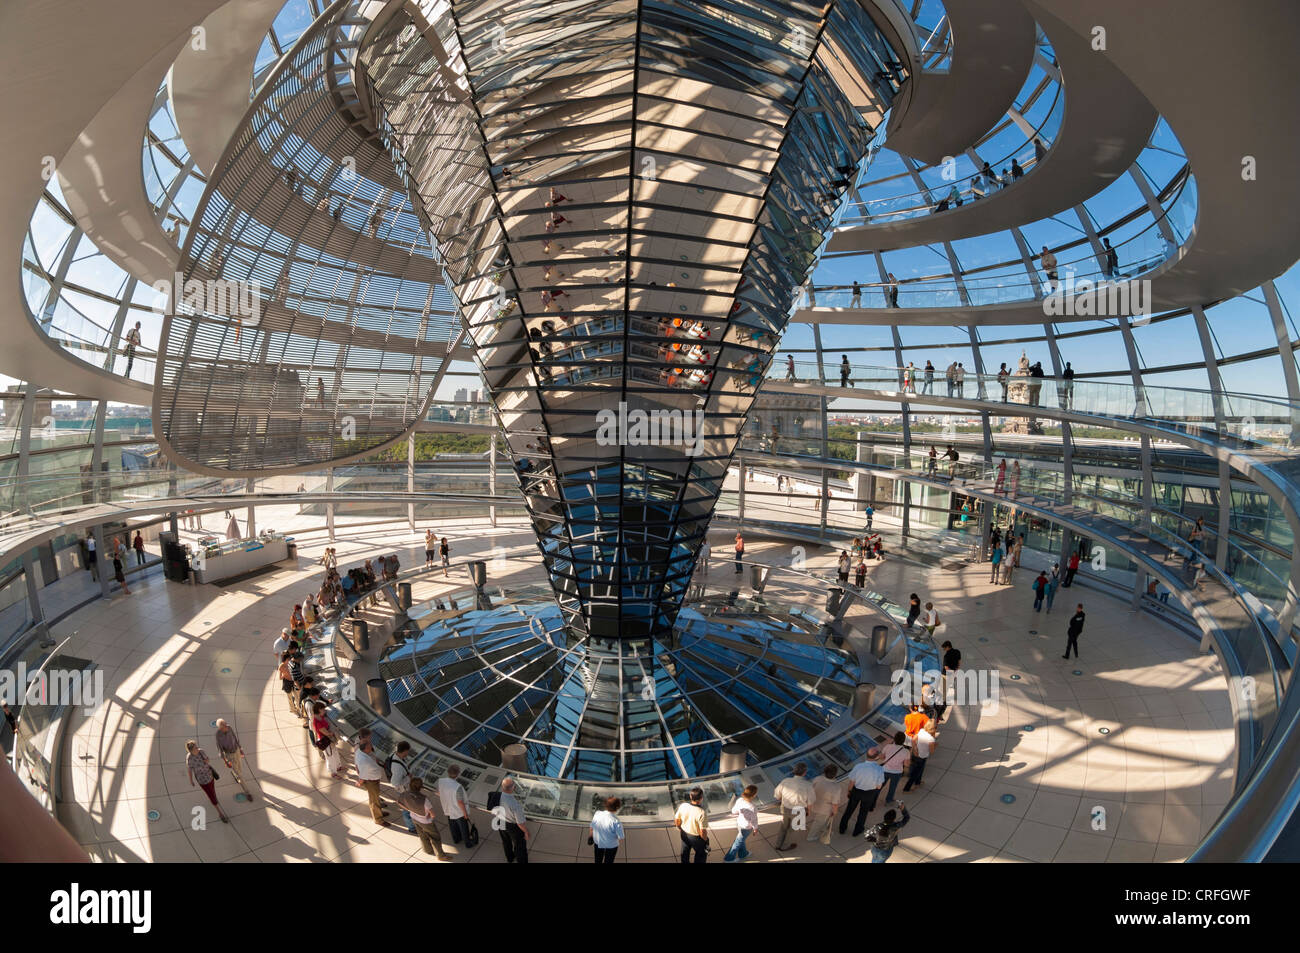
[988,526,1025,585]
[85,530,134,594]
[424,529,451,575]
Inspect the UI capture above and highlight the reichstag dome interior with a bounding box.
[1,0,1298,866]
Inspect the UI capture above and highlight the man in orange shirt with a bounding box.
[903,703,928,741]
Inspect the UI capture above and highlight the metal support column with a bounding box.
[489,431,498,527]
[407,432,416,533]
[1191,305,1232,570]
[326,467,336,541]
[245,478,256,538]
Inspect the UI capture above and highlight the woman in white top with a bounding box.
[589,796,626,864]
[724,785,760,863]
[876,731,911,804]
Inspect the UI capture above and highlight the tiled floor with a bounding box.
[52,519,1234,863]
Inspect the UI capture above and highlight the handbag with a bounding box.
[466,823,480,847]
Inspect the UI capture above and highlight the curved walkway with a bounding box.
[169,0,286,177]
[0,0,226,399]
[883,0,1037,165]
[832,7,1157,251]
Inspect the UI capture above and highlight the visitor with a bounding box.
[590,797,625,863]
[674,787,709,863]
[864,804,911,863]
[1011,158,1024,179]
[906,593,921,630]
[954,362,965,397]
[1183,517,1205,570]
[839,751,884,837]
[851,280,861,307]
[786,354,797,380]
[111,538,131,595]
[1045,564,1060,613]
[945,444,959,478]
[923,360,935,394]
[354,733,389,825]
[1040,246,1059,292]
[213,719,248,792]
[886,273,899,308]
[902,360,915,393]
[734,532,745,573]
[1104,237,1119,278]
[440,537,451,577]
[921,601,940,637]
[390,741,417,833]
[1010,459,1021,496]
[927,445,938,476]
[1063,550,1081,587]
[123,321,142,377]
[401,778,450,860]
[1033,570,1048,611]
[724,785,760,862]
[425,529,436,568]
[989,542,1003,583]
[1034,137,1046,162]
[311,703,345,779]
[1063,604,1085,659]
[807,765,845,844]
[837,551,850,583]
[864,504,874,531]
[494,778,530,863]
[997,362,1009,401]
[85,531,97,580]
[945,361,957,396]
[1061,361,1075,409]
[1156,580,1171,604]
[903,723,935,792]
[840,355,853,387]
[132,531,146,566]
[698,538,711,576]
[994,458,1006,494]
[278,652,296,713]
[185,740,229,823]
[772,762,816,851]
[437,766,473,847]
[876,731,910,804]
[854,559,867,588]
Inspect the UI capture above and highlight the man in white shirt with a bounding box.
[904,724,936,792]
[494,777,530,863]
[697,540,710,576]
[85,532,98,581]
[272,627,291,661]
[808,764,847,843]
[389,741,416,833]
[772,762,816,851]
[353,732,389,825]
[921,602,939,637]
[839,751,885,837]
[437,765,472,847]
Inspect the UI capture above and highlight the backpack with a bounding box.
[381,755,395,782]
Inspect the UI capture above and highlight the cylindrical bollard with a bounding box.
[852,682,875,718]
[501,743,528,772]
[353,618,369,651]
[470,559,487,589]
[720,742,748,774]
[749,564,769,592]
[826,586,843,615]
[871,624,888,661]
[367,677,390,716]
[398,581,412,609]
